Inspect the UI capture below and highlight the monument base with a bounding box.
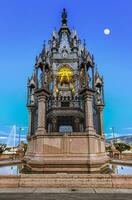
[24,132,110,173]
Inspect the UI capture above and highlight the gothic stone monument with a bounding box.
[25,9,109,173]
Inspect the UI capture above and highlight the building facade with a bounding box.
[25,9,109,173]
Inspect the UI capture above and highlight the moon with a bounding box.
[104,28,111,35]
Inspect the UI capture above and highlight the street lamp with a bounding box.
[109,127,115,142]
[19,128,24,145]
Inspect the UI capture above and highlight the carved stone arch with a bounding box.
[29,76,36,88]
[57,64,74,84]
[57,64,74,72]
[29,82,35,89]
[37,62,43,71]
[95,76,103,88]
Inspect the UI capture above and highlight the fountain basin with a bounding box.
[1,163,132,175]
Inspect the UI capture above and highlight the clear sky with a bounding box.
[0,0,132,138]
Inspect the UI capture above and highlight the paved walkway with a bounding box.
[0,188,132,200]
[0,188,132,193]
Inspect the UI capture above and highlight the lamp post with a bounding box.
[19,128,24,145]
[109,127,115,142]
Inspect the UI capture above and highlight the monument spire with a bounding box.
[59,8,70,36]
[61,8,67,26]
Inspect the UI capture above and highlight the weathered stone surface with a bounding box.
[0,174,132,189]
[0,175,20,188]
[25,134,109,173]
[111,174,132,189]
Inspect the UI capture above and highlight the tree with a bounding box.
[114,142,130,154]
[105,145,112,152]
[0,144,6,154]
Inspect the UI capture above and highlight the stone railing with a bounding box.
[46,96,84,113]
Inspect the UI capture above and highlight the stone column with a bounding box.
[27,106,34,140]
[74,117,80,132]
[52,117,57,132]
[92,67,94,89]
[97,105,104,137]
[35,67,38,89]
[84,90,95,134]
[37,94,46,135]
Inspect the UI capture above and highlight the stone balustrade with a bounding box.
[46,96,84,112]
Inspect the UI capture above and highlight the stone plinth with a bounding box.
[1,174,132,188]
[0,175,19,188]
[25,133,109,173]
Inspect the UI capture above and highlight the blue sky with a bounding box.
[0,0,132,138]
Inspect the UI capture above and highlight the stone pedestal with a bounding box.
[25,133,109,173]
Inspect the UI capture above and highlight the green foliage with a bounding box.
[0,144,7,154]
[114,142,130,154]
[105,145,112,152]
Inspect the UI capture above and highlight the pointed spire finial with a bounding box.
[83,39,86,55]
[83,39,86,47]
[35,55,38,62]
[83,39,86,51]
[61,8,67,26]
[92,54,94,61]
[41,40,46,56]
[95,64,98,71]
[43,40,46,49]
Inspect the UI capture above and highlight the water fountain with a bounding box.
[6,125,16,147]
